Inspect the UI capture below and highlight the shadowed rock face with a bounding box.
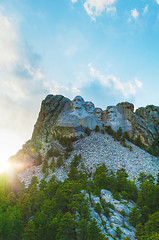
[31,94,158,146]
[117,103,159,145]
[32,94,71,140]
[104,105,132,132]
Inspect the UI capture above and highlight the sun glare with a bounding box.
[0,160,9,173]
[0,129,24,174]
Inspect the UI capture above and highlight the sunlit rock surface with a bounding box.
[31,94,159,146]
[56,96,98,132]
[104,105,132,132]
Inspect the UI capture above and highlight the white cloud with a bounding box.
[88,63,143,98]
[0,12,50,143]
[131,8,139,19]
[71,0,78,2]
[135,78,143,88]
[156,0,159,4]
[44,81,80,98]
[83,0,116,20]
[0,13,46,102]
[143,5,149,15]
[0,14,19,69]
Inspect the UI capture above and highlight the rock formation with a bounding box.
[10,94,159,171]
[31,94,159,146]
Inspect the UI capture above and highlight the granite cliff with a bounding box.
[10,94,159,171]
[32,94,159,145]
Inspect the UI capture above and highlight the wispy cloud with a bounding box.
[44,81,80,97]
[0,12,49,139]
[0,14,19,69]
[83,0,116,21]
[131,8,139,19]
[88,63,143,98]
[71,0,78,3]
[143,5,149,15]
[156,0,159,4]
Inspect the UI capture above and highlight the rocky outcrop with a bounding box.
[136,105,159,136]
[30,95,159,147]
[28,95,159,156]
[103,102,159,146]
[87,190,136,239]
[11,94,159,171]
[32,95,106,141]
[32,94,71,140]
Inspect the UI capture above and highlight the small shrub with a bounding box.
[134,135,144,148]
[46,148,54,158]
[95,125,100,132]
[105,202,115,210]
[84,127,91,136]
[121,142,127,148]
[123,132,131,141]
[42,159,48,173]
[103,206,110,218]
[101,129,105,134]
[50,157,55,169]
[121,209,126,217]
[105,125,115,136]
[113,191,121,201]
[129,206,140,227]
[71,154,81,168]
[94,203,102,215]
[35,154,42,165]
[44,169,49,178]
[64,151,69,159]
[121,191,128,200]
[120,134,126,144]
[52,149,60,157]
[115,226,122,239]
[56,155,63,168]
[117,127,123,141]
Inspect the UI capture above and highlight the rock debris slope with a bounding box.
[18,131,159,186]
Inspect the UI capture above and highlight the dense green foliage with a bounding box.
[130,174,159,239]
[0,157,159,239]
[0,160,107,240]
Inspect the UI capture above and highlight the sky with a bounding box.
[0,0,159,167]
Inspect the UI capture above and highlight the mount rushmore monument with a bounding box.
[10,94,159,171]
[32,94,159,146]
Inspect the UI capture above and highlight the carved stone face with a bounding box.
[72,96,85,109]
[85,101,95,114]
[95,108,103,120]
[107,107,119,121]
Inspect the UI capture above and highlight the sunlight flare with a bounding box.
[0,129,24,174]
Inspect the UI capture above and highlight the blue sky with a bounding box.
[0,0,159,164]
